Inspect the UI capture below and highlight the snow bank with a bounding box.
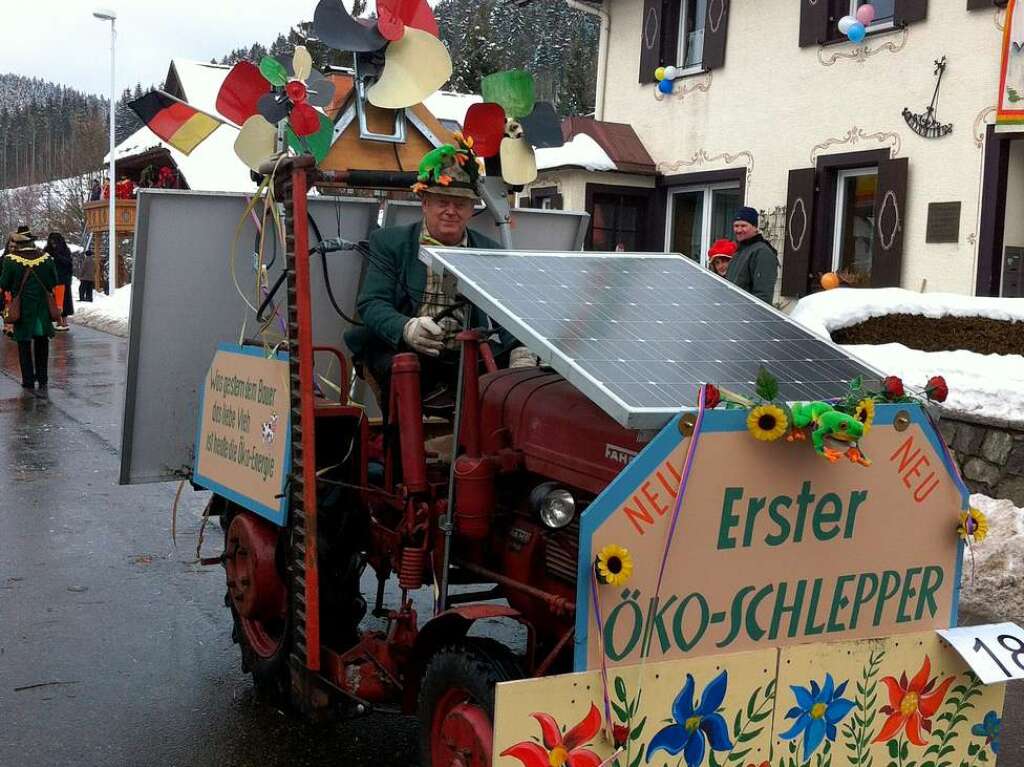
[959,493,1024,625]
[790,288,1024,426]
[70,279,130,337]
[536,134,616,172]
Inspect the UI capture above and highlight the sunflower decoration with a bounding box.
[595,544,633,587]
[747,403,789,442]
[958,507,988,544]
[853,398,875,433]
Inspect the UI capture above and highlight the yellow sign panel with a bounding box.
[193,344,290,524]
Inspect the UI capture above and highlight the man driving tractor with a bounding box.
[347,136,533,412]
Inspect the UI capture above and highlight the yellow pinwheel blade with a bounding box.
[366,27,452,110]
[499,136,537,186]
[292,46,313,83]
[234,115,278,171]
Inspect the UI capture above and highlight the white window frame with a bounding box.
[674,0,708,76]
[665,181,741,266]
[831,166,877,271]
[849,0,896,33]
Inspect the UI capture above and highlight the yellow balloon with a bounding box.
[654,67,666,81]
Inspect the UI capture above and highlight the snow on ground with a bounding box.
[791,288,1024,426]
[70,279,130,338]
[959,493,1024,625]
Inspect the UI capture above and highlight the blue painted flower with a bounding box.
[971,710,1001,754]
[778,674,855,763]
[646,670,733,767]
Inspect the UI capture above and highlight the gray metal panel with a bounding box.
[120,189,378,485]
[420,248,884,430]
[383,200,589,251]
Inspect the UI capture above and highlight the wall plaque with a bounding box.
[925,201,961,243]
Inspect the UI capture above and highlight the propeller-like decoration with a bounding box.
[217,45,336,171]
[312,0,451,110]
[461,70,565,186]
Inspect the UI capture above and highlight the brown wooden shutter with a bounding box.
[661,0,681,66]
[871,157,909,288]
[702,0,730,70]
[799,0,829,47]
[639,0,664,82]
[781,168,817,297]
[896,0,928,24]
[967,0,1005,8]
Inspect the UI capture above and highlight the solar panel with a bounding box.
[419,248,883,430]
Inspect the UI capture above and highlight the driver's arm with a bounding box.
[356,228,411,350]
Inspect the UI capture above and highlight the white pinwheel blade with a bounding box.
[366,27,452,109]
[292,46,313,82]
[499,136,537,186]
[234,115,278,171]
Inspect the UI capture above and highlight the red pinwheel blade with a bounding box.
[520,102,564,149]
[314,0,387,53]
[463,102,506,158]
[378,0,439,37]
[290,102,322,137]
[376,8,405,41]
[216,61,270,125]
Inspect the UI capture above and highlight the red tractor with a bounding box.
[210,158,640,765]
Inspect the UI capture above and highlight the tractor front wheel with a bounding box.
[417,638,520,767]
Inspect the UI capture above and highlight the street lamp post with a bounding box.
[93,8,117,293]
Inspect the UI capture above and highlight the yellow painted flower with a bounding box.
[958,508,988,543]
[854,398,875,433]
[595,544,633,587]
[747,404,789,442]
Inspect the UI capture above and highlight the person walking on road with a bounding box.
[1,227,58,394]
[45,232,74,330]
[726,207,779,304]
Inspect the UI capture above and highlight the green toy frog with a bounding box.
[789,401,871,466]
[417,145,459,184]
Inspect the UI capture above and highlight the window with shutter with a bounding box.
[781,168,817,296]
[639,0,730,80]
[870,157,908,288]
[638,0,664,82]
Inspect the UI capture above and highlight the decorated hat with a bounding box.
[708,238,738,261]
[11,225,34,243]
[412,133,482,200]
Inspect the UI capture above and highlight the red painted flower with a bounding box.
[612,723,629,748]
[883,376,905,399]
[926,376,949,403]
[873,656,954,747]
[704,384,721,410]
[501,703,603,767]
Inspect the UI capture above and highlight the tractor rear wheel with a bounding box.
[222,505,291,702]
[417,638,520,767]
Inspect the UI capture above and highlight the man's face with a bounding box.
[421,192,475,245]
[733,220,758,242]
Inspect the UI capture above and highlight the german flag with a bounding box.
[128,91,222,155]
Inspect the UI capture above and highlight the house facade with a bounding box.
[551,0,1018,298]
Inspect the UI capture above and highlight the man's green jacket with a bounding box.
[725,234,779,304]
[347,222,514,357]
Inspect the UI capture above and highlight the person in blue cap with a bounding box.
[726,206,778,303]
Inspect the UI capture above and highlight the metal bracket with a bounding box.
[353,58,407,144]
[475,175,514,249]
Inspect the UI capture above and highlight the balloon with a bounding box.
[654,66,666,81]
[855,3,876,25]
[658,78,673,94]
[664,65,678,80]
[837,15,856,34]
[847,22,866,43]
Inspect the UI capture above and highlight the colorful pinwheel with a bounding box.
[461,70,565,186]
[215,46,336,171]
[312,0,451,110]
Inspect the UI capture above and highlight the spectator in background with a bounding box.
[89,178,102,201]
[1,227,58,394]
[45,233,74,331]
[707,238,737,277]
[76,248,95,302]
[726,207,779,304]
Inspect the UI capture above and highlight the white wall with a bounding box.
[1004,140,1024,252]
[523,170,655,211]
[602,0,1009,294]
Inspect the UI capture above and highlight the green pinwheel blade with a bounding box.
[481,70,535,119]
[286,112,333,165]
[259,56,289,87]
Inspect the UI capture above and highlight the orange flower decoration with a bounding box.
[501,703,602,767]
[437,174,452,186]
[873,656,954,747]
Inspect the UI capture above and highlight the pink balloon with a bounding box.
[855,3,876,25]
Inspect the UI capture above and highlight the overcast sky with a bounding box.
[0,1,340,98]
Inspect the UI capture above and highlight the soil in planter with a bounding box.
[832,314,1024,356]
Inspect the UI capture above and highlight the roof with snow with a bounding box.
[536,117,656,176]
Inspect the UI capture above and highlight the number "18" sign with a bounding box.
[939,622,1024,684]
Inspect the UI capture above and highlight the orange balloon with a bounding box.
[820,272,840,290]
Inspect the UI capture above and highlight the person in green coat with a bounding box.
[1,227,58,392]
[726,207,779,304]
[346,137,527,412]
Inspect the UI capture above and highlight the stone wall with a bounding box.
[938,416,1024,506]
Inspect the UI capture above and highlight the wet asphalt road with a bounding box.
[0,326,418,766]
[1,325,1022,766]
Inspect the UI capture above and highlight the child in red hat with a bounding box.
[707,238,737,276]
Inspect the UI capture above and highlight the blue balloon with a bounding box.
[658,78,674,95]
[847,21,866,43]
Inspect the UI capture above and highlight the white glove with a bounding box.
[509,346,539,369]
[403,316,444,356]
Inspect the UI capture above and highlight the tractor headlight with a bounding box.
[531,482,576,529]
